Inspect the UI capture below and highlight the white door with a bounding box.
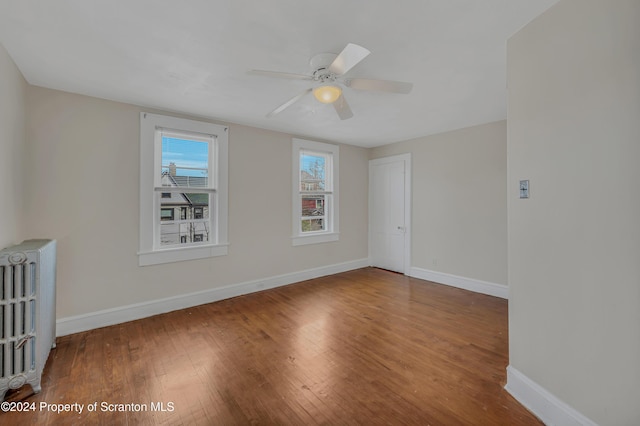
[369,154,411,273]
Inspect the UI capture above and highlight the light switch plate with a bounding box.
[519,180,529,199]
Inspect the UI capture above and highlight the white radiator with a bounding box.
[0,239,56,401]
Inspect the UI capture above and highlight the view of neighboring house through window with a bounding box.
[139,112,228,266]
[159,133,211,247]
[292,138,339,246]
[300,151,328,232]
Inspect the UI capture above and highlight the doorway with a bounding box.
[369,154,411,273]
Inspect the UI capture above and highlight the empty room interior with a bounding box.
[0,0,638,425]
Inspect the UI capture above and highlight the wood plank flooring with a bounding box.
[1,267,541,425]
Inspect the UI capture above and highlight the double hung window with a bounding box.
[139,113,228,266]
[292,139,339,246]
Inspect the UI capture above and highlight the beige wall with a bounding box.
[0,44,27,249]
[507,0,640,423]
[371,121,507,285]
[24,86,369,319]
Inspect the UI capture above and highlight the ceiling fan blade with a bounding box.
[345,78,413,94]
[333,94,353,120]
[328,43,371,76]
[248,70,313,80]
[266,89,312,118]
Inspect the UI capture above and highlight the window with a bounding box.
[160,208,174,221]
[292,138,339,246]
[139,113,228,266]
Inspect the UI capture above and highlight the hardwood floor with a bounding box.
[2,268,541,425]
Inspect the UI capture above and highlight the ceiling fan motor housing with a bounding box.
[312,68,338,84]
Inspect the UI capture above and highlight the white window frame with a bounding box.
[292,138,339,246]
[139,112,228,266]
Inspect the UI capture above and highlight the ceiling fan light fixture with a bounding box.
[313,85,342,104]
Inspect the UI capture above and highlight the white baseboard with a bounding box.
[505,365,597,426]
[56,258,369,336]
[408,267,508,299]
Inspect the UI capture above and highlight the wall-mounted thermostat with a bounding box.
[519,180,529,199]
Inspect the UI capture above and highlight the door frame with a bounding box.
[368,153,412,274]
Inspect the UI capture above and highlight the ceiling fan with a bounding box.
[249,43,413,120]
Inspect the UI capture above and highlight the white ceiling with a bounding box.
[0,0,558,148]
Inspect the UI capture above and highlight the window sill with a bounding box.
[292,232,339,246]
[138,243,228,266]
